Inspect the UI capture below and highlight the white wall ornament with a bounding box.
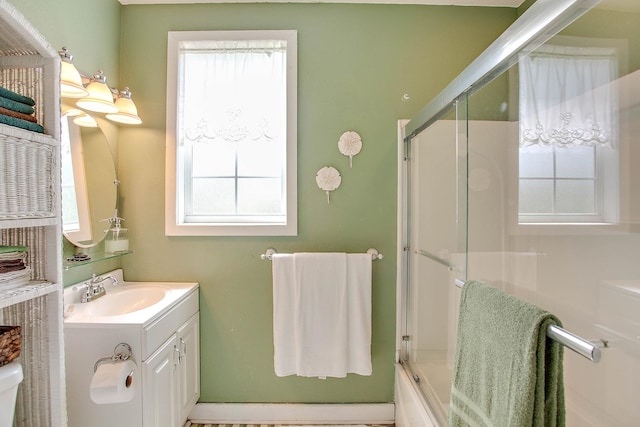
[316,166,341,204]
[338,131,362,168]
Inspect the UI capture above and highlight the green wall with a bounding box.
[16,0,515,404]
[15,0,120,85]
[117,2,515,403]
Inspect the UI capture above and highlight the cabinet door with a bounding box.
[177,312,200,423]
[143,333,178,427]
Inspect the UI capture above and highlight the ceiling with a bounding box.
[118,0,525,5]
[118,0,640,12]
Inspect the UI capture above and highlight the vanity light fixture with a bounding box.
[59,47,89,98]
[105,88,143,125]
[59,47,143,125]
[76,70,119,114]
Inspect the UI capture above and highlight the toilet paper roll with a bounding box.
[89,359,137,405]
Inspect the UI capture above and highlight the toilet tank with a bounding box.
[0,361,23,427]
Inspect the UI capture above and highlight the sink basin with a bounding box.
[86,286,167,316]
[64,269,198,325]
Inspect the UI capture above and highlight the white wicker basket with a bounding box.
[0,124,56,220]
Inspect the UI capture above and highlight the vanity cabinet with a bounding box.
[64,274,200,427]
[143,312,200,427]
[0,2,65,426]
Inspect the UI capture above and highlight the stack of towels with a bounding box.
[0,245,31,290]
[0,86,43,133]
[272,252,372,378]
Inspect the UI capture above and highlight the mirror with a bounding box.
[61,116,118,248]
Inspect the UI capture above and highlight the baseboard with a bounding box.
[189,403,395,424]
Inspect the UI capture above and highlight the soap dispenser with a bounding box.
[104,210,129,253]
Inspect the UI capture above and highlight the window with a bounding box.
[166,30,297,236]
[517,40,619,224]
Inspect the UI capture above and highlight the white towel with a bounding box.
[346,253,372,376]
[272,252,372,378]
[272,253,297,376]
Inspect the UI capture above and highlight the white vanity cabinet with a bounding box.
[64,273,200,427]
[143,311,200,427]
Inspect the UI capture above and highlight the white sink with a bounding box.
[64,269,198,325]
[85,286,167,317]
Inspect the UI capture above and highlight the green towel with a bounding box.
[0,245,28,253]
[449,281,565,427]
[0,113,44,133]
[0,95,35,115]
[0,86,36,106]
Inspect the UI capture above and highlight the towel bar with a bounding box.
[261,247,384,261]
[454,279,606,363]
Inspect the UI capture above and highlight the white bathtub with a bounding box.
[394,364,441,427]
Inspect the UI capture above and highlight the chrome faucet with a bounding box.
[80,274,119,303]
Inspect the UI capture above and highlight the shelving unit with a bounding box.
[0,1,65,426]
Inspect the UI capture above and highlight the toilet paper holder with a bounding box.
[94,343,133,373]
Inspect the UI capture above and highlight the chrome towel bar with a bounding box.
[261,247,384,261]
[453,278,606,363]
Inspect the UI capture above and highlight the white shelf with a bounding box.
[0,280,59,309]
[0,122,56,143]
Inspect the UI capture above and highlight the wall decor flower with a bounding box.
[338,131,362,168]
[316,166,341,204]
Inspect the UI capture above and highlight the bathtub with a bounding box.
[394,364,440,427]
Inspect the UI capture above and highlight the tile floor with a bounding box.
[187,424,393,427]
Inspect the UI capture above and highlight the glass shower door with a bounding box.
[402,100,468,425]
[463,5,640,424]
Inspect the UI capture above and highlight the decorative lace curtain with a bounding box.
[519,44,618,148]
[179,39,286,146]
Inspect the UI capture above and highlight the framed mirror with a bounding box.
[61,116,118,248]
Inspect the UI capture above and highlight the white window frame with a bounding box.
[165,30,297,236]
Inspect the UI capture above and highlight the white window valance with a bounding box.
[179,39,286,146]
[519,44,618,148]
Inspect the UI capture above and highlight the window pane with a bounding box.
[237,140,283,177]
[556,180,595,214]
[192,178,235,214]
[192,143,236,177]
[519,145,554,178]
[238,178,282,214]
[519,179,554,213]
[555,145,595,178]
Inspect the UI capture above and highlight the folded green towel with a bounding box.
[0,95,35,115]
[449,281,565,427]
[0,113,44,133]
[0,245,28,253]
[0,86,36,106]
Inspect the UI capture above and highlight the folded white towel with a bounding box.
[272,252,372,378]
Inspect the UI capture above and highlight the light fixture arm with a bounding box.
[59,46,74,63]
